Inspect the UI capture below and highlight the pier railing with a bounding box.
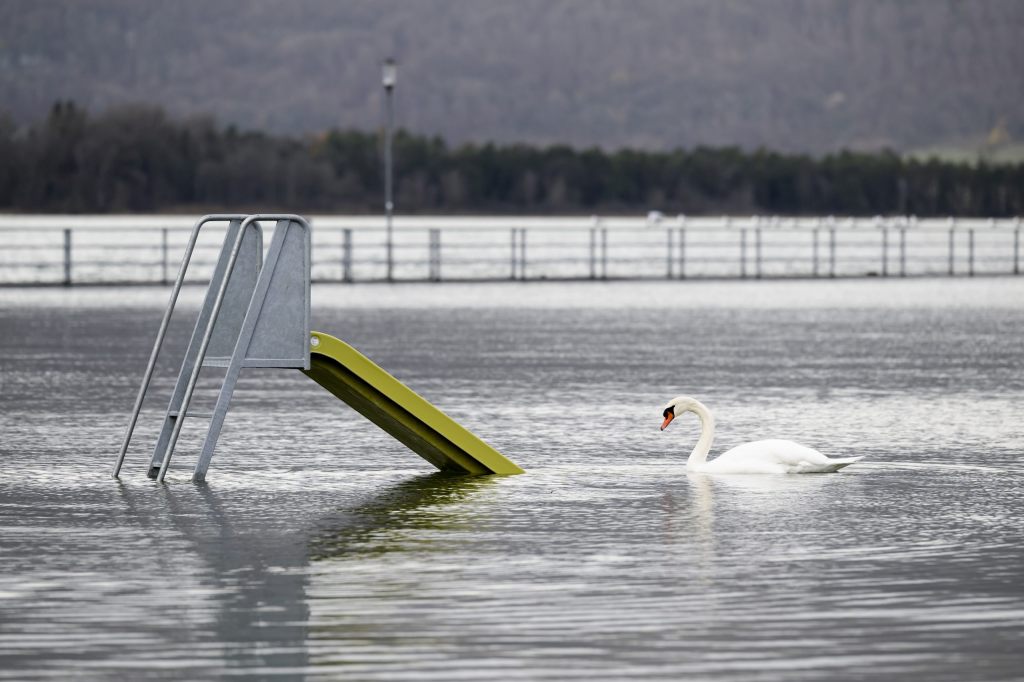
[0,215,1020,285]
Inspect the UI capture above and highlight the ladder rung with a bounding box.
[168,410,215,419]
[202,356,304,368]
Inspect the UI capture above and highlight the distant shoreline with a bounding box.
[2,102,1022,218]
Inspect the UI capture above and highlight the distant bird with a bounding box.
[660,396,862,474]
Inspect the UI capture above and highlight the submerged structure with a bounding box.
[112,214,522,482]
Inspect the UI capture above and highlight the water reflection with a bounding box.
[310,472,495,560]
[114,482,311,679]
[685,473,716,586]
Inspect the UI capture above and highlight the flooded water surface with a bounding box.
[1,278,1023,680]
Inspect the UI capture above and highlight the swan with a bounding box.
[660,396,862,474]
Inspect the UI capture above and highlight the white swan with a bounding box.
[660,396,862,474]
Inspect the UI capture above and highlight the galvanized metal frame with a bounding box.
[114,213,520,482]
[114,214,313,483]
[149,216,265,480]
[112,214,248,478]
[154,215,310,482]
[190,216,311,482]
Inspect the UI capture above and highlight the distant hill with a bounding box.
[1,0,1022,154]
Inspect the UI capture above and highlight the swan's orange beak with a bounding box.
[660,412,674,431]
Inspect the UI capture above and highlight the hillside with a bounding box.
[1,0,1022,153]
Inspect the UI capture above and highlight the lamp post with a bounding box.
[382,58,397,281]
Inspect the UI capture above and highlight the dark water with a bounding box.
[1,279,1023,681]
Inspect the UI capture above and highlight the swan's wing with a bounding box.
[714,439,844,473]
[719,439,822,460]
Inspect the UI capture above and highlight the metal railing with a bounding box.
[1,215,1021,285]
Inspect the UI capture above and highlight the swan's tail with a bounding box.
[824,456,863,472]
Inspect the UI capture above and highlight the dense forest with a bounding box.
[1,103,1022,216]
[2,0,1022,154]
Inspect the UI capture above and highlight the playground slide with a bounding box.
[115,216,523,482]
[303,331,524,475]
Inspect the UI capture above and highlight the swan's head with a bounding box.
[660,395,698,430]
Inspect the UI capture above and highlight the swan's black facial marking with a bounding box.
[660,404,676,431]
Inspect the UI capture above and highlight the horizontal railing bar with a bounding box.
[0,262,61,269]
[66,260,167,267]
[0,244,67,250]
[59,243,170,250]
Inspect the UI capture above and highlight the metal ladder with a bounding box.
[112,214,311,483]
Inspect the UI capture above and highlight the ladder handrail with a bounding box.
[112,214,247,478]
[156,215,306,482]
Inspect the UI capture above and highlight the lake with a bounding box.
[1,278,1023,680]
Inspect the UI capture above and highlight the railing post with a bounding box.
[589,228,596,279]
[601,228,608,280]
[678,228,686,280]
[1014,220,1020,275]
[161,228,169,285]
[666,229,673,279]
[342,228,353,282]
[899,227,906,277]
[881,224,888,277]
[740,227,747,279]
[428,228,441,282]
[948,224,955,276]
[520,228,527,281]
[63,228,72,286]
[968,228,975,277]
[510,229,517,280]
[427,229,433,281]
[812,225,819,277]
[755,225,762,279]
[829,225,836,278]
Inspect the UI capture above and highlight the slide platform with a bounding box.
[302,331,524,475]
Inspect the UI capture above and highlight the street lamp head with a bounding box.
[382,58,397,90]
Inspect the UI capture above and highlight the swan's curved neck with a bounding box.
[685,400,715,469]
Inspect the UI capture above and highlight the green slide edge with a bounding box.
[301,331,524,475]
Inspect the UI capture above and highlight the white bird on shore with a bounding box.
[660,396,861,474]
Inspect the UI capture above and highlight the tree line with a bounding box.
[1,102,1022,216]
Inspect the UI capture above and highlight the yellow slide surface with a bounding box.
[302,331,524,475]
